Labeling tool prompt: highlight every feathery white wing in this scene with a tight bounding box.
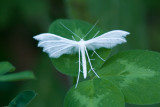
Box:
[85,30,130,50]
[33,33,78,58]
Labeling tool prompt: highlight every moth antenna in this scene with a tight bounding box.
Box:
[92,30,100,39]
[83,19,100,39]
[84,46,100,78]
[75,47,81,88]
[60,22,81,40]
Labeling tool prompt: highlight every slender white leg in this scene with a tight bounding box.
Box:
[75,47,81,88]
[85,46,100,78]
[88,69,92,73]
[91,48,105,61]
[93,50,105,61]
[91,51,95,56]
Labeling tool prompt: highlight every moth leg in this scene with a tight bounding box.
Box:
[84,47,100,78]
[75,47,81,88]
[88,69,92,73]
[75,61,83,73]
[91,47,105,61]
[88,68,95,73]
[91,51,95,56]
[88,59,95,73]
[93,50,105,61]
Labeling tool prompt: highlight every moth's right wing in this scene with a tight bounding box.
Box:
[33,33,78,58]
[85,30,130,50]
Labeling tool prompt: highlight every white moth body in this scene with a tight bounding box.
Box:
[78,39,87,79]
[33,22,130,88]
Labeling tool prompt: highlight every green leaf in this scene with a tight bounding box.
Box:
[49,19,110,76]
[64,79,124,107]
[0,71,35,81]
[8,90,37,107]
[0,61,15,75]
[98,50,160,105]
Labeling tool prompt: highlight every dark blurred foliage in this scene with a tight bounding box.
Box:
[0,0,68,106]
[0,0,160,107]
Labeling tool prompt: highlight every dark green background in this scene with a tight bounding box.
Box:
[0,0,160,107]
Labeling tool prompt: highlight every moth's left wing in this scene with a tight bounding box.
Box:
[33,33,78,58]
[85,30,130,50]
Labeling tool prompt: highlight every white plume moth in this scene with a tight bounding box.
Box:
[33,21,130,88]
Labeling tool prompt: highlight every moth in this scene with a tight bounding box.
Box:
[33,21,130,88]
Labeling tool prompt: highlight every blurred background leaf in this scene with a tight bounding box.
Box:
[0,61,35,81]
[0,0,160,107]
[0,61,15,75]
[0,61,35,106]
[65,0,149,52]
[0,70,35,81]
[22,55,68,107]
[8,90,36,107]
[99,50,160,105]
